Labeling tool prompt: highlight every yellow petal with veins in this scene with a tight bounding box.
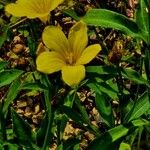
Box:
[68,21,88,60]
[76,44,101,65]
[42,26,69,55]
[36,51,65,74]
[62,65,85,87]
[5,0,63,22]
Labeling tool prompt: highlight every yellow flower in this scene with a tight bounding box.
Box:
[5,0,64,23]
[36,21,101,86]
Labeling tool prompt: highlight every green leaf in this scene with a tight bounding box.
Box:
[87,82,118,99]
[59,115,68,141]
[126,128,139,145]
[18,29,29,37]
[88,124,129,150]
[39,75,53,150]
[146,0,150,7]
[27,36,37,57]
[2,79,22,115]
[0,69,23,88]
[36,114,53,148]
[63,9,80,20]
[86,65,118,75]
[0,25,9,48]
[131,118,150,127]
[21,82,48,91]
[0,61,8,71]
[60,106,87,126]
[64,90,76,107]
[119,142,131,150]
[82,9,144,40]
[86,65,118,81]
[0,4,4,10]
[75,94,91,124]
[63,138,80,150]
[121,68,149,87]
[96,93,114,127]
[144,43,150,81]
[88,119,149,150]
[124,92,150,122]
[11,109,35,147]
[136,0,150,44]
[3,143,19,150]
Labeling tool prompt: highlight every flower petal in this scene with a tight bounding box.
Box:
[76,44,101,65]
[68,21,88,58]
[5,3,29,17]
[5,0,63,21]
[42,26,69,55]
[36,51,65,74]
[62,65,85,86]
[36,42,49,55]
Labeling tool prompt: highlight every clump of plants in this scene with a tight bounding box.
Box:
[0,0,150,149]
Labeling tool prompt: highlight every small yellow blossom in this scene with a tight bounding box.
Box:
[5,0,64,23]
[36,21,101,86]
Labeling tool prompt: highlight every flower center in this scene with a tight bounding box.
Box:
[65,52,75,65]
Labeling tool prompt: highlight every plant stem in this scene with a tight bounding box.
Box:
[135,56,144,100]
[116,64,124,96]
[74,90,100,136]
[0,0,7,5]
[10,18,28,29]
[56,121,61,146]
[144,44,150,99]
[115,64,124,123]
[41,75,53,150]
[0,103,5,142]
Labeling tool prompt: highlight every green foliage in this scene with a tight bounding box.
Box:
[0,0,150,149]
[0,61,8,70]
[2,79,22,115]
[11,109,36,149]
[95,93,114,127]
[0,25,9,48]
[124,92,150,122]
[119,142,131,150]
[83,9,142,38]
[136,0,150,44]
[88,119,150,150]
[121,68,149,87]
[0,69,23,88]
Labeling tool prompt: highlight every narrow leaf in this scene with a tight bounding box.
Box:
[88,124,129,150]
[21,82,48,91]
[86,65,118,75]
[63,9,80,20]
[119,142,131,150]
[0,25,9,48]
[121,68,149,87]
[61,106,87,125]
[11,109,35,147]
[82,9,143,40]
[39,75,53,150]
[96,93,114,127]
[63,138,80,150]
[87,82,118,99]
[0,61,8,71]
[2,79,22,114]
[136,0,150,43]
[0,69,23,88]
[131,119,150,127]
[88,119,149,150]
[124,92,150,122]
